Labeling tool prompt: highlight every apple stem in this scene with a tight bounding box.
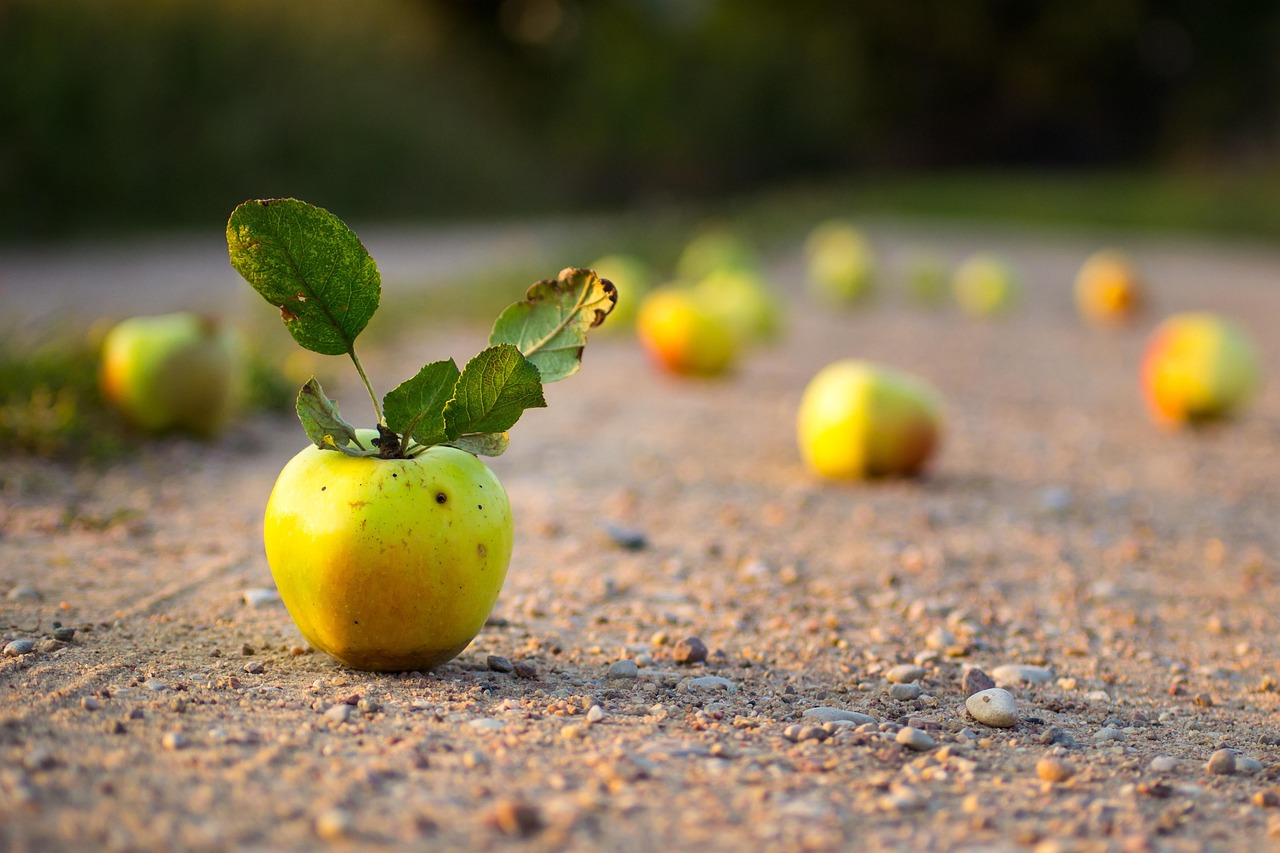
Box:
[347,347,385,426]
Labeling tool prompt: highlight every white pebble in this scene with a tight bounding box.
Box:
[802,707,877,726]
[682,676,737,693]
[896,726,935,751]
[965,688,1018,728]
[324,704,353,725]
[243,588,282,608]
[586,705,605,724]
[886,664,925,684]
[1149,755,1180,773]
[467,718,506,731]
[991,664,1053,686]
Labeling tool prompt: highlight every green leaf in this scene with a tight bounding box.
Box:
[227,198,380,356]
[383,359,461,447]
[446,432,510,457]
[296,378,367,453]
[489,267,617,383]
[444,344,546,438]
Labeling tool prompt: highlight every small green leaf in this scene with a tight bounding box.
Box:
[383,359,461,447]
[444,344,546,438]
[446,432,511,457]
[490,267,617,383]
[296,378,365,452]
[227,199,380,356]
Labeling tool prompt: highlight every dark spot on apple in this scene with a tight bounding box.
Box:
[321,486,326,491]
[477,543,487,558]
[435,492,447,504]
[477,504,483,510]
[392,473,397,478]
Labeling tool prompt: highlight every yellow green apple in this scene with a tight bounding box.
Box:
[796,359,943,479]
[1140,312,1261,427]
[953,253,1018,317]
[635,287,738,376]
[99,311,244,436]
[804,220,876,305]
[1074,249,1145,327]
[675,229,759,281]
[693,269,784,343]
[587,253,655,330]
[264,429,513,671]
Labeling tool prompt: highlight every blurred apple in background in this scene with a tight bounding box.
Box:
[675,228,760,282]
[1140,312,1261,427]
[1075,249,1145,327]
[588,253,655,331]
[804,219,876,305]
[635,287,738,377]
[903,250,949,306]
[797,359,943,479]
[99,311,244,436]
[953,253,1019,317]
[693,269,784,344]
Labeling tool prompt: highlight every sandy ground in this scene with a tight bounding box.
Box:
[3,224,1280,852]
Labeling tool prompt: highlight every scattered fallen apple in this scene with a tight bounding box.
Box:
[588,253,654,330]
[796,359,943,479]
[675,228,759,281]
[635,287,737,377]
[953,253,1018,317]
[1074,249,1145,327]
[99,311,244,436]
[693,269,784,343]
[1140,312,1261,427]
[228,198,615,671]
[804,220,876,305]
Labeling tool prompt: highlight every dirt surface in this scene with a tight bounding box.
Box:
[3,226,1280,852]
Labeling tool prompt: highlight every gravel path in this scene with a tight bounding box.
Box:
[2,222,1280,851]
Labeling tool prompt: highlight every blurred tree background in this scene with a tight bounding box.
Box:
[2,0,1278,239]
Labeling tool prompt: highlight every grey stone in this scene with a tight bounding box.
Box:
[802,707,877,726]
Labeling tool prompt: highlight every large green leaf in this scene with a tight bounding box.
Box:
[489,267,617,382]
[227,199,380,356]
[443,344,546,438]
[383,359,461,447]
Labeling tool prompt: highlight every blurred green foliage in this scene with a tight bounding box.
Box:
[1,0,1277,238]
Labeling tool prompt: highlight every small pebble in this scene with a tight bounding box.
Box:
[486,655,515,673]
[889,683,923,701]
[896,727,935,751]
[607,660,639,680]
[36,639,65,654]
[1037,756,1074,782]
[80,697,100,711]
[162,732,188,751]
[315,808,355,840]
[886,664,925,684]
[1206,749,1237,776]
[51,626,76,642]
[144,679,171,692]
[802,707,878,726]
[242,661,265,675]
[468,718,505,732]
[965,688,1018,728]
[1149,756,1179,773]
[991,664,1054,686]
[683,675,737,693]
[1094,727,1125,743]
[485,799,543,837]
[600,523,647,551]
[784,724,830,744]
[324,704,353,725]
[673,636,709,665]
[6,586,41,603]
[962,667,996,698]
[242,588,282,608]
[1237,756,1264,774]
[4,639,36,657]
[512,661,538,679]
[586,705,605,724]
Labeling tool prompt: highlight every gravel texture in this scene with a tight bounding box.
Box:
[3,228,1280,851]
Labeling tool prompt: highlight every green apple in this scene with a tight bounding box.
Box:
[693,269,784,343]
[636,287,738,376]
[675,229,760,281]
[264,429,513,671]
[1075,249,1145,327]
[99,312,244,436]
[952,253,1018,317]
[588,253,655,331]
[1140,312,1261,427]
[804,220,876,305]
[796,359,943,479]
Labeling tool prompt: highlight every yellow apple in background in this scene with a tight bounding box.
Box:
[1075,249,1145,327]
[1140,312,1261,427]
[99,311,244,436]
[635,287,738,376]
[693,269,784,343]
[804,219,876,305]
[264,430,513,671]
[797,359,943,479]
[953,253,1019,317]
[588,253,655,330]
[675,228,760,281]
